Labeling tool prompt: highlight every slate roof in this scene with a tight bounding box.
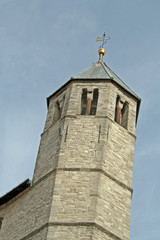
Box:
[72,60,140,101]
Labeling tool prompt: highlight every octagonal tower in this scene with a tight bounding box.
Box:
[0,48,140,240]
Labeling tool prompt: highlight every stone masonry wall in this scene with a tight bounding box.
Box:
[46,225,120,240]
[103,121,135,188]
[44,81,137,239]
[96,173,131,239]
[49,170,99,223]
[0,173,55,240]
[33,119,64,183]
[46,225,93,240]
[33,85,72,183]
[57,82,136,188]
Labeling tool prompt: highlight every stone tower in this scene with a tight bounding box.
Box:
[0,47,140,240]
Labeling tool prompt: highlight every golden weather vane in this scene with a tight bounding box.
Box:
[96,32,111,49]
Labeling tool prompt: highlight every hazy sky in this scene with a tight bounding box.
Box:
[0,0,160,239]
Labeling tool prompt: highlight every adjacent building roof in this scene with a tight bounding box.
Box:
[0,179,31,206]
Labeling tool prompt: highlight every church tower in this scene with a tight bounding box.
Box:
[0,44,140,240]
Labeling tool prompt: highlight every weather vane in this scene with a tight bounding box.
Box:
[96,32,111,49]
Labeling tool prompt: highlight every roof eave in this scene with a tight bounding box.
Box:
[46,78,113,108]
[47,78,141,121]
[0,179,31,206]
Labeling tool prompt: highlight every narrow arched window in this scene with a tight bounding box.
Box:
[52,101,61,124]
[81,89,87,115]
[121,102,129,129]
[115,95,121,124]
[81,88,99,115]
[91,89,99,115]
[0,217,3,229]
[115,96,128,129]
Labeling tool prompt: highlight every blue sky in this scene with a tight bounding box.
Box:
[0,0,160,239]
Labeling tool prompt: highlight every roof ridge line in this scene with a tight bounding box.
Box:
[99,61,112,78]
[103,62,138,97]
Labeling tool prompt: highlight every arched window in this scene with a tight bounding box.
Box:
[81,88,99,115]
[115,95,121,124]
[115,95,128,129]
[81,89,87,115]
[91,89,99,115]
[52,101,61,124]
[121,102,129,129]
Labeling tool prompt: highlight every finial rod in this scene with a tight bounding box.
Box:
[96,32,111,61]
[98,48,106,61]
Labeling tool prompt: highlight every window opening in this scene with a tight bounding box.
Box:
[81,88,99,115]
[81,89,87,115]
[86,91,92,115]
[0,217,3,229]
[115,95,128,129]
[115,95,121,124]
[52,95,65,125]
[91,89,99,115]
[121,102,129,129]
[52,101,61,124]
